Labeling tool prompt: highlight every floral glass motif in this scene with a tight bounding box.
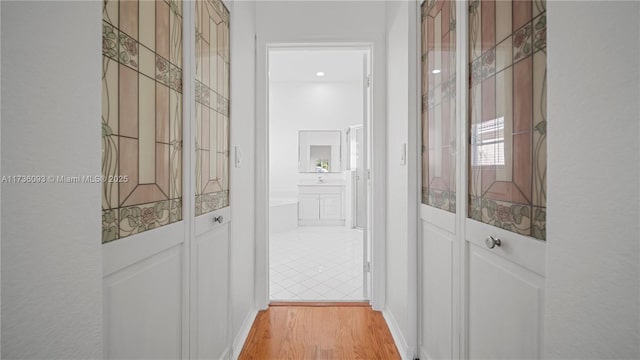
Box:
[468,0,547,240]
[421,0,457,213]
[195,0,230,216]
[102,0,184,243]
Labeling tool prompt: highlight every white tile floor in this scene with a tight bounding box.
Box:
[269,226,365,301]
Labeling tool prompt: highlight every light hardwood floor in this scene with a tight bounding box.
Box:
[238,303,401,360]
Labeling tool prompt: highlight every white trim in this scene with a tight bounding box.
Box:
[420,347,433,360]
[184,1,197,357]
[254,34,270,310]
[420,203,457,234]
[103,222,186,276]
[383,310,412,360]
[194,207,232,236]
[406,0,420,356]
[465,219,547,276]
[255,36,387,311]
[415,2,425,358]
[231,307,259,360]
[457,1,470,358]
[219,347,230,360]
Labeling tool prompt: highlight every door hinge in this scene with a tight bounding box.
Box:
[366,261,371,273]
[367,169,371,180]
[367,75,371,88]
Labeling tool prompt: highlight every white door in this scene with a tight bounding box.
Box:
[191,0,232,358]
[101,0,189,357]
[465,1,547,358]
[102,0,233,358]
[419,1,547,359]
[418,1,460,358]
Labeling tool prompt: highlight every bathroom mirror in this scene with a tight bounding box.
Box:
[298,130,341,173]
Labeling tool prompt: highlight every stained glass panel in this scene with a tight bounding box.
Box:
[468,0,547,240]
[421,0,457,213]
[195,0,230,216]
[102,0,184,243]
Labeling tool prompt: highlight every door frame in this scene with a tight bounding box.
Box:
[255,38,387,310]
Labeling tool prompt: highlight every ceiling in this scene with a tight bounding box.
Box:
[269,49,366,83]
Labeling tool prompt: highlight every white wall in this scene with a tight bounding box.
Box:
[270,80,363,198]
[545,2,640,358]
[1,1,103,358]
[228,0,258,356]
[384,1,418,358]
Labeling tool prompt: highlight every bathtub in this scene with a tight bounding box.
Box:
[269,198,298,234]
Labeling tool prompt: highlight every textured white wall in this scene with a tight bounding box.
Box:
[229,0,258,354]
[385,0,409,349]
[269,81,363,198]
[256,1,387,40]
[384,1,419,358]
[1,1,103,358]
[545,2,640,358]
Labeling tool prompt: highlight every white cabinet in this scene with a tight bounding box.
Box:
[319,194,341,220]
[298,185,344,226]
[298,194,320,220]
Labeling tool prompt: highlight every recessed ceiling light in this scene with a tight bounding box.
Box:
[432,69,441,74]
[316,72,325,77]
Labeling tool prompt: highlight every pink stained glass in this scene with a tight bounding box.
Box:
[468,0,547,240]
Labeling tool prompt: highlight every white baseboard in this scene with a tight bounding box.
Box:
[382,309,412,360]
[420,347,431,360]
[221,347,230,360]
[231,306,259,360]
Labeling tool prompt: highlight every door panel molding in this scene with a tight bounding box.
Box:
[466,218,545,276]
[103,222,185,276]
[468,246,545,359]
[420,221,455,360]
[420,203,456,234]
[104,244,183,359]
[195,206,231,236]
[193,222,231,359]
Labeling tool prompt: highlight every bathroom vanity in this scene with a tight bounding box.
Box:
[297,183,345,226]
[297,129,345,225]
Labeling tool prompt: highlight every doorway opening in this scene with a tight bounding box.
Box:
[267,46,372,302]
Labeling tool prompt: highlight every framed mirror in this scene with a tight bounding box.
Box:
[298,130,341,173]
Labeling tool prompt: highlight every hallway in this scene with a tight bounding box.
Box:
[1,0,639,359]
[238,304,400,359]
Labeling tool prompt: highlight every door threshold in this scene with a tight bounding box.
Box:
[270,301,370,307]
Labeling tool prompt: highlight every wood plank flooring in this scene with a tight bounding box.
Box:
[238,303,401,360]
